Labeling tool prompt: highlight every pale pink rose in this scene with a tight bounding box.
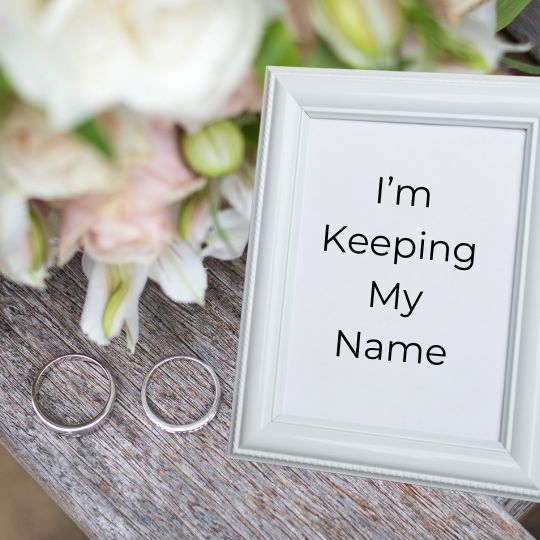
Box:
[285,0,316,55]
[59,122,204,265]
[219,71,263,119]
[183,71,263,133]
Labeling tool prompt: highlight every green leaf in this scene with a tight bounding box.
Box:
[235,113,261,153]
[74,119,114,160]
[0,71,11,97]
[497,0,533,31]
[306,39,347,69]
[241,121,260,151]
[254,20,301,85]
[207,184,236,258]
[0,70,15,121]
[502,56,540,75]
[29,206,46,271]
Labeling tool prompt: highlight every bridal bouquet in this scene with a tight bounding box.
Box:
[0,0,532,351]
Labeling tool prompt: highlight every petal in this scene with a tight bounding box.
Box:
[124,304,140,354]
[150,241,207,305]
[450,0,530,71]
[202,208,249,261]
[0,191,29,257]
[177,190,213,249]
[80,253,148,346]
[0,104,118,199]
[220,168,253,221]
[80,254,110,345]
[0,198,53,288]
[120,259,150,354]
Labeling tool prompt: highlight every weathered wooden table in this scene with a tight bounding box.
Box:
[0,254,537,539]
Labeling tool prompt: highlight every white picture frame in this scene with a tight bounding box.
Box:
[228,67,540,501]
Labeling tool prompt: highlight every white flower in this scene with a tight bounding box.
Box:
[0,192,28,259]
[0,103,117,199]
[81,253,149,352]
[448,0,530,71]
[59,118,204,266]
[0,0,266,129]
[309,0,403,69]
[403,0,530,72]
[79,152,253,351]
[202,208,250,261]
[178,169,253,260]
[220,166,253,221]
[0,102,116,285]
[82,241,208,351]
[0,201,53,287]
[149,241,208,305]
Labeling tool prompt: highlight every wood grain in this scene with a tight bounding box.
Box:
[0,255,534,539]
[507,1,540,62]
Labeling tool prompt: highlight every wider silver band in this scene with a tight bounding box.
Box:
[31,354,116,436]
[141,355,221,433]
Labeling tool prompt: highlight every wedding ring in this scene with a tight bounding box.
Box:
[31,354,116,436]
[141,356,221,433]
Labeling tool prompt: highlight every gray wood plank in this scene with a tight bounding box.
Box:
[507,1,540,62]
[0,255,533,540]
[499,498,537,523]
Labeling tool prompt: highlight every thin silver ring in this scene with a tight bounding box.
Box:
[141,356,221,433]
[31,354,116,436]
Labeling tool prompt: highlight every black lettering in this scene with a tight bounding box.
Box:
[324,224,347,252]
[336,330,360,358]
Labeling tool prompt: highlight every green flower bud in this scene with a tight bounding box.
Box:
[177,186,208,241]
[181,120,245,179]
[310,0,403,69]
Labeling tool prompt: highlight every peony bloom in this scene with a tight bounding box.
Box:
[60,116,205,265]
[0,0,266,129]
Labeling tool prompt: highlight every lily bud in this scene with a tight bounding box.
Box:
[309,0,403,68]
[81,255,148,352]
[177,186,209,243]
[102,265,132,340]
[181,120,245,179]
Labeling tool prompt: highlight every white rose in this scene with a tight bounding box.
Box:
[0,102,118,285]
[0,0,265,129]
[0,103,117,199]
